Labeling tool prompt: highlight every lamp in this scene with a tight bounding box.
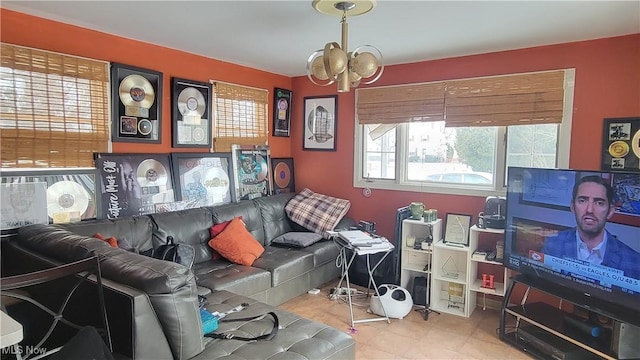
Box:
[306,0,384,92]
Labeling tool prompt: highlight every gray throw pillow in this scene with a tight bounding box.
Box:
[272,232,323,248]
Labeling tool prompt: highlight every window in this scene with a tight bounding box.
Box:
[211,81,268,152]
[0,43,110,168]
[354,69,575,196]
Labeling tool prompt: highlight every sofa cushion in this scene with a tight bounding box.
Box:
[297,239,341,266]
[252,246,314,286]
[17,224,110,263]
[272,232,323,248]
[285,188,350,236]
[193,260,271,296]
[193,290,356,360]
[208,201,266,245]
[253,193,296,243]
[208,217,264,266]
[58,216,154,251]
[148,207,214,265]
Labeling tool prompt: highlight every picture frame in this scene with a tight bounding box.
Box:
[0,169,101,230]
[170,152,235,206]
[171,77,212,148]
[273,88,292,137]
[94,153,174,218]
[601,117,640,173]
[443,213,472,246]
[111,63,163,143]
[270,157,295,194]
[231,144,272,201]
[303,95,337,151]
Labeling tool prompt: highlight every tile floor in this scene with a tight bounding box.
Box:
[280,282,535,359]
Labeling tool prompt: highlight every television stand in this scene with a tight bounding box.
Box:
[500,275,640,360]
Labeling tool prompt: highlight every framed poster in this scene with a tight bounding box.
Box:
[303,95,337,151]
[170,152,235,206]
[270,157,295,194]
[231,144,272,200]
[171,77,212,148]
[94,153,174,219]
[601,117,640,173]
[0,169,100,227]
[111,63,163,143]
[443,213,472,247]
[273,88,292,137]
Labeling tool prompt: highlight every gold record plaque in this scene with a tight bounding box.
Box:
[601,117,640,173]
[171,77,212,148]
[111,63,162,143]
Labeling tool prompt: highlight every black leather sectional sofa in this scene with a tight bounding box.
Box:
[4,193,356,359]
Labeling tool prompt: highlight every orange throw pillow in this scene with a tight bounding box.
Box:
[207,217,264,266]
[93,233,118,248]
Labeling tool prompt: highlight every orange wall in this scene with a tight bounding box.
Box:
[291,34,640,239]
[2,9,639,240]
[0,9,293,157]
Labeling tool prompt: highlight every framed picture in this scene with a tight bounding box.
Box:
[111,63,163,143]
[231,144,272,201]
[0,169,100,229]
[303,95,337,151]
[273,88,292,137]
[94,153,174,218]
[601,117,640,173]
[444,213,472,246]
[170,152,235,206]
[271,157,295,194]
[171,78,212,148]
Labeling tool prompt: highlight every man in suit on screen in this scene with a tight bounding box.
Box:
[542,175,640,279]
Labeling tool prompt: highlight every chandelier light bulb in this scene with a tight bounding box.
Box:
[352,51,378,78]
[326,47,348,76]
[311,56,329,80]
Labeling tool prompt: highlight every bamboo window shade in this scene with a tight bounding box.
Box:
[356,70,566,128]
[444,71,565,127]
[0,43,109,168]
[356,82,446,124]
[212,82,268,152]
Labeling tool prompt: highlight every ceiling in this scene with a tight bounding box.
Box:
[2,1,639,77]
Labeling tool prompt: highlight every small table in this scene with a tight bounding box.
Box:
[333,234,394,327]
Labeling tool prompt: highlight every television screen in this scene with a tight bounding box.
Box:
[504,167,640,324]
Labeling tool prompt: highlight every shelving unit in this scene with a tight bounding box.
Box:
[468,225,508,313]
[431,240,471,317]
[399,219,441,298]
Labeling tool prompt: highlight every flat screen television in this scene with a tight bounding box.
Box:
[504,167,640,325]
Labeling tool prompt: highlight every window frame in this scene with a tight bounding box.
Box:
[353,69,575,197]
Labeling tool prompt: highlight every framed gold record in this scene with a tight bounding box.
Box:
[271,157,295,194]
[601,117,640,173]
[171,77,212,148]
[111,63,162,143]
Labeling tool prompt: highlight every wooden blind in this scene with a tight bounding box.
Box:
[444,71,565,127]
[357,82,446,124]
[212,81,268,152]
[0,43,109,168]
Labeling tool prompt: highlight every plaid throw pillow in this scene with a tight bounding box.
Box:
[285,188,350,236]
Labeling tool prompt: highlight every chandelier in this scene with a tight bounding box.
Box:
[306,0,384,93]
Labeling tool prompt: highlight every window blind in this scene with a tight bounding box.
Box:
[356,70,566,127]
[444,71,565,127]
[0,43,110,168]
[356,82,446,124]
[212,81,268,152]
